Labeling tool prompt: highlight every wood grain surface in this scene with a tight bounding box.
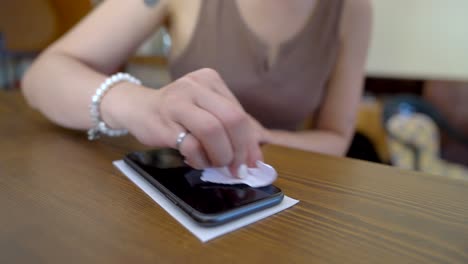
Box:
[0,91,467,263]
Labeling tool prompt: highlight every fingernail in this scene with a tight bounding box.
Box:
[254,160,262,168]
[237,164,248,179]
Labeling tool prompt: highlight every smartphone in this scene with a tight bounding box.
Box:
[124,148,284,226]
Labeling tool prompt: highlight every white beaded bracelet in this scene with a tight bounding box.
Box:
[87,72,141,140]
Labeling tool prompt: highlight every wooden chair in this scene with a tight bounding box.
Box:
[0,0,58,88]
[0,0,93,89]
[423,81,468,166]
[48,0,93,36]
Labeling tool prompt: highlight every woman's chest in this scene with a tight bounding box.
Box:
[168,0,319,59]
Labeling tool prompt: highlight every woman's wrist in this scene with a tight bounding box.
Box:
[99,81,150,131]
[264,129,285,146]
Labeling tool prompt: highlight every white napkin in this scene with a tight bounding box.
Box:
[201,161,277,187]
[113,160,299,242]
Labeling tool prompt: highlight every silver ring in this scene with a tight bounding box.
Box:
[175,131,189,150]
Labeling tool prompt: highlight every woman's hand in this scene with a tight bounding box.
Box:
[103,68,263,175]
[247,114,272,146]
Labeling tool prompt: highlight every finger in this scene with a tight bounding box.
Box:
[194,90,253,177]
[187,68,241,106]
[164,119,211,169]
[172,103,234,167]
[247,141,264,167]
[246,116,265,167]
[177,133,211,169]
[228,125,263,173]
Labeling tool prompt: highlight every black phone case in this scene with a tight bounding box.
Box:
[123,155,284,227]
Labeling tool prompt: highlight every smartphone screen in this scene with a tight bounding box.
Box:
[124,149,283,226]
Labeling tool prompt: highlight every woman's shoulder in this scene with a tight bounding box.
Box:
[167,0,201,15]
[343,0,372,14]
[340,0,373,38]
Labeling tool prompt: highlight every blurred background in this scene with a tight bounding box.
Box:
[1,0,467,179]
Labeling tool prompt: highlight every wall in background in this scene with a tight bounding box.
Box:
[367,0,468,81]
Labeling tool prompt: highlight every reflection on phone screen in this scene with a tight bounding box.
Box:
[125,149,282,214]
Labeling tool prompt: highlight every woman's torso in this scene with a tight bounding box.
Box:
[167,0,344,130]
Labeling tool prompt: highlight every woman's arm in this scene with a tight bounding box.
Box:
[265,0,373,156]
[22,0,262,173]
[22,0,169,129]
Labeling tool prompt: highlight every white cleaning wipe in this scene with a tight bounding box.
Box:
[201,161,277,187]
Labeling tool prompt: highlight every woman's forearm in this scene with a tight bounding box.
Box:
[22,52,118,130]
[267,129,351,156]
[21,0,169,131]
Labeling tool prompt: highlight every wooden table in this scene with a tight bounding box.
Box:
[1,91,467,263]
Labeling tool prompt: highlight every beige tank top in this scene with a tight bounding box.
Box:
[169,0,344,130]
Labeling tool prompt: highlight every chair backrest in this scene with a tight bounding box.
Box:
[0,0,58,53]
[424,81,468,136]
[0,0,94,54]
[48,0,93,36]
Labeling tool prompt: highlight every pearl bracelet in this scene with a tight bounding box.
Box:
[87,72,141,140]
